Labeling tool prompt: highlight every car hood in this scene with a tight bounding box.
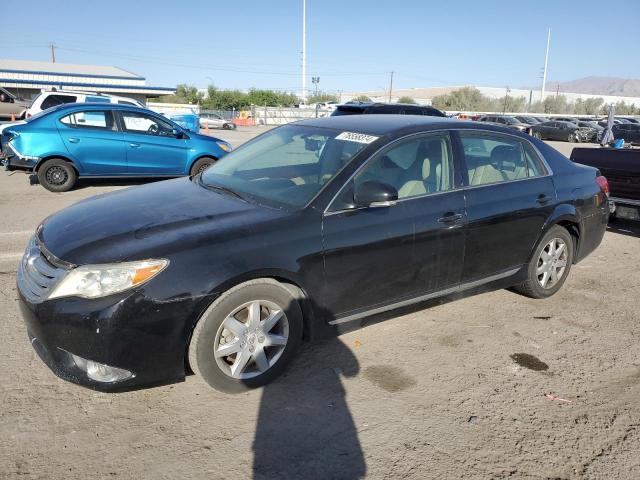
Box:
[39,177,286,265]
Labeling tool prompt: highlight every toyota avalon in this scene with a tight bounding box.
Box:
[17,115,609,393]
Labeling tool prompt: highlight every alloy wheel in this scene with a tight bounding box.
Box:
[536,238,568,289]
[213,300,289,379]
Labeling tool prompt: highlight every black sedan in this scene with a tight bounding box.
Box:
[612,123,640,145]
[18,116,609,393]
[531,120,597,143]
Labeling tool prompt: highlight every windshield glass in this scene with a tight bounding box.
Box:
[503,116,519,125]
[200,125,371,208]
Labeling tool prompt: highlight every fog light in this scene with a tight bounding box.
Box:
[70,353,133,383]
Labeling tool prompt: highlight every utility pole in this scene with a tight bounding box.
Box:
[50,43,56,63]
[301,0,307,104]
[388,71,394,102]
[312,76,320,96]
[540,28,550,101]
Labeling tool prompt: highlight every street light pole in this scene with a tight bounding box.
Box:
[301,0,307,105]
[541,28,550,101]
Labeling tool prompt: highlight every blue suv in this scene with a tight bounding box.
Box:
[0,103,232,191]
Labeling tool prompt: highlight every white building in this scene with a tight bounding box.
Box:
[0,59,175,103]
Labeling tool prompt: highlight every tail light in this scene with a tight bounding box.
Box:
[26,113,31,118]
[596,175,609,196]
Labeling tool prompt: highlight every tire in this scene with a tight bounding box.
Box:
[222,123,231,130]
[513,225,574,299]
[568,133,578,143]
[37,158,77,192]
[189,156,217,176]
[533,131,542,139]
[188,278,303,393]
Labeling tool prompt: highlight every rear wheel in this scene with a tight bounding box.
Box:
[190,156,217,176]
[37,158,77,192]
[513,225,574,299]
[188,279,303,393]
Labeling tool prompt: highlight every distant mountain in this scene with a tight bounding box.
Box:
[539,76,640,97]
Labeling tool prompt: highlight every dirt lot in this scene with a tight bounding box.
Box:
[1,130,639,479]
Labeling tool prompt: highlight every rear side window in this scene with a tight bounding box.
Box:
[41,94,77,110]
[60,110,116,130]
[459,132,545,186]
[86,96,110,103]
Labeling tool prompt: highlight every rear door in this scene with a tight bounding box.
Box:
[455,130,556,282]
[58,109,126,174]
[117,110,189,175]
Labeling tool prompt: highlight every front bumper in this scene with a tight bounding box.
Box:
[18,285,212,392]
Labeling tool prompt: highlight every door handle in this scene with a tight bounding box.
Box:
[437,213,464,224]
[129,143,141,148]
[68,137,79,143]
[536,194,552,205]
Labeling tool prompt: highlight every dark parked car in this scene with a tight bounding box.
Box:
[531,120,597,142]
[612,123,640,145]
[18,116,609,393]
[332,102,446,117]
[551,116,579,124]
[477,115,530,133]
[571,147,640,215]
[514,115,543,125]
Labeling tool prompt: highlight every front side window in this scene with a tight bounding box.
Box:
[201,125,370,208]
[460,132,544,186]
[60,110,116,130]
[354,133,453,199]
[41,94,77,110]
[120,111,176,136]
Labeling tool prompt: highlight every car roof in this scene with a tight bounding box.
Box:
[46,102,151,113]
[298,114,468,135]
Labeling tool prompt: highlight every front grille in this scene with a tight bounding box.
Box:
[17,236,67,303]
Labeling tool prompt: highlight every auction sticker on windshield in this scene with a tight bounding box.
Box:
[335,132,379,144]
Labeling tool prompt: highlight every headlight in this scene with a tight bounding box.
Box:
[48,259,168,300]
[216,141,232,152]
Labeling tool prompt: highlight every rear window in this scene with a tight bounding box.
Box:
[60,110,116,130]
[331,105,366,116]
[41,94,77,110]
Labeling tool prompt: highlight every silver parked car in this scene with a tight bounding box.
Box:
[0,88,30,120]
[200,113,236,130]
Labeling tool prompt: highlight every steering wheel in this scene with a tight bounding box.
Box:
[147,123,159,134]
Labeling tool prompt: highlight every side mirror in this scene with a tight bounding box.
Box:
[354,181,398,208]
[172,128,184,138]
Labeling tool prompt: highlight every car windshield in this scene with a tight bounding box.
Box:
[200,124,371,209]
[502,116,520,125]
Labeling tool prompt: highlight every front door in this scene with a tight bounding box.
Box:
[455,130,557,282]
[118,110,189,175]
[58,109,126,175]
[322,132,466,318]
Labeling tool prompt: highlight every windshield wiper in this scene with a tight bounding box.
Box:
[198,176,246,201]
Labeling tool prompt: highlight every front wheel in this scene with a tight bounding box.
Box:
[568,132,579,143]
[189,157,217,176]
[188,279,303,393]
[37,159,77,192]
[513,225,574,299]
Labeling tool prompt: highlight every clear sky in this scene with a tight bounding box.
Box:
[2,0,639,94]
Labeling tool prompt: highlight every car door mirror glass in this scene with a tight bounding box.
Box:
[354,181,398,207]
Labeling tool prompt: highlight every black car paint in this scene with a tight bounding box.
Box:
[18,116,609,391]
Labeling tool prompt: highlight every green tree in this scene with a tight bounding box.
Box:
[352,95,372,102]
[397,96,416,104]
[307,92,339,104]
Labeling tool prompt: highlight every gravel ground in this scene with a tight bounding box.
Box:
[0,130,638,479]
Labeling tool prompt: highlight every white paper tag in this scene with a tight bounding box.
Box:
[335,131,379,144]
